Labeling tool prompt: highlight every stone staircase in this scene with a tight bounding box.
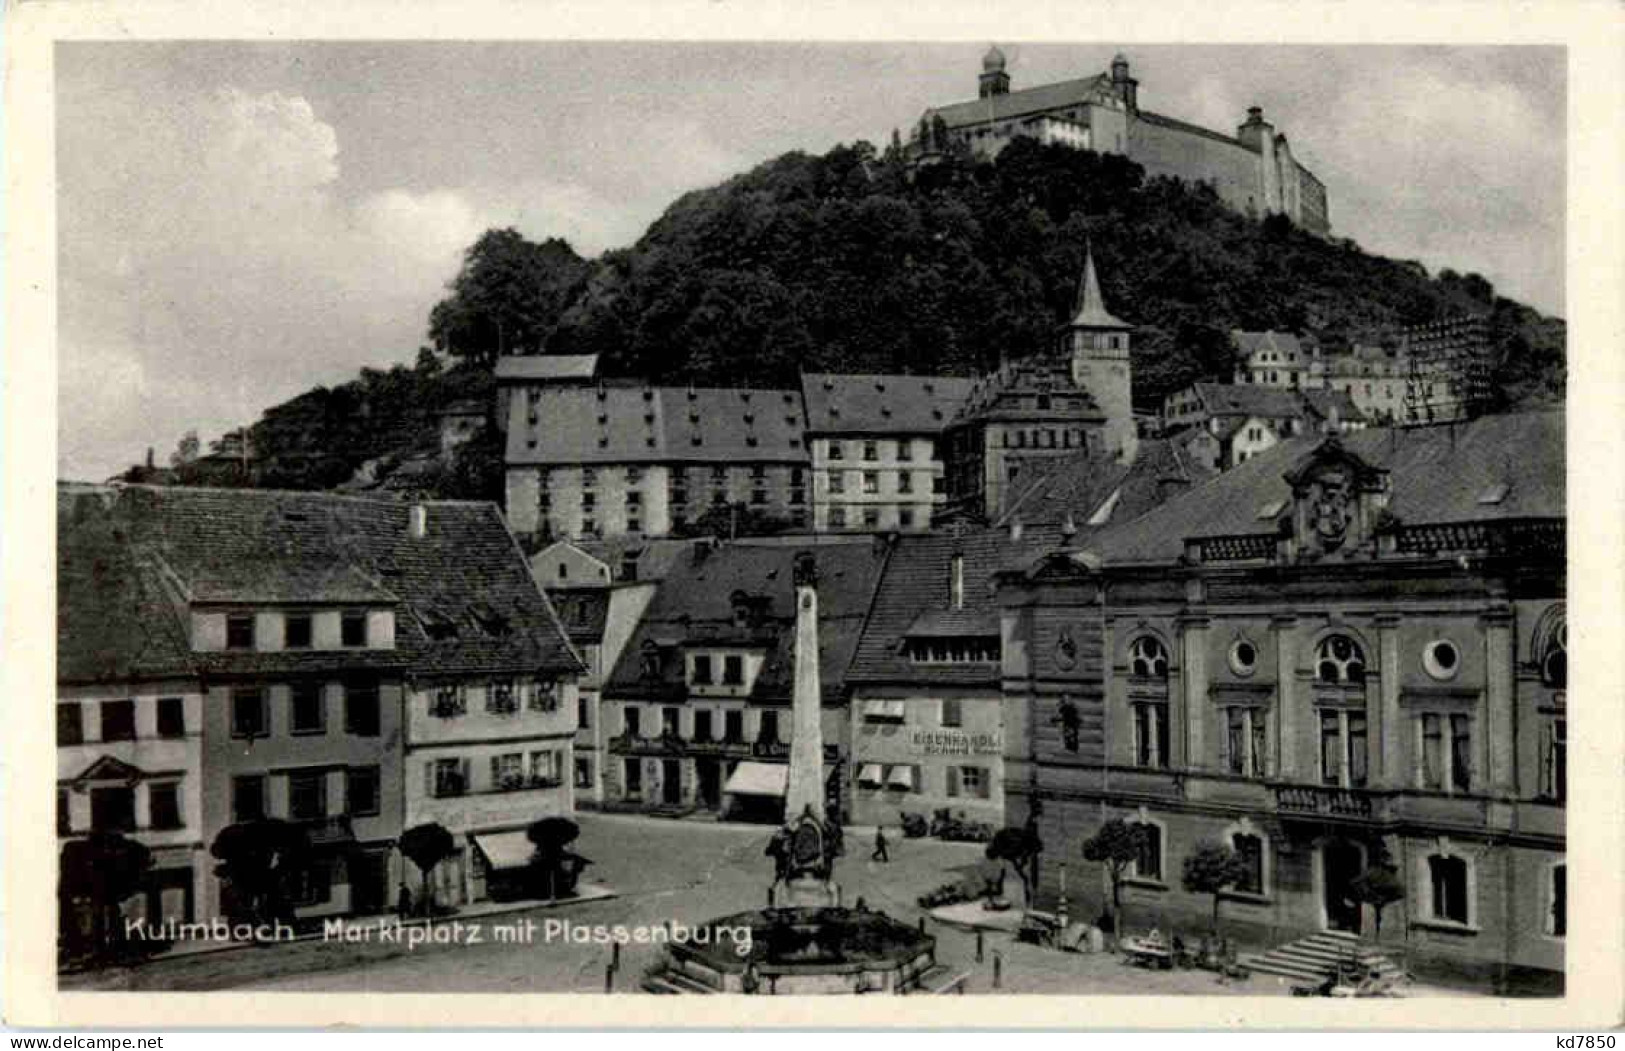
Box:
[1237,930,1406,985]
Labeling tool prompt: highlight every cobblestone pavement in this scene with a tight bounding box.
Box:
[60,813,1478,995]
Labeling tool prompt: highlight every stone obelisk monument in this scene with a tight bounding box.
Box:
[785,551,825,822]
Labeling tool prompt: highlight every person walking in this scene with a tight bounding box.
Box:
[871,826,890,863]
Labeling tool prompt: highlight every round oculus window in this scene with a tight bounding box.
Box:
[1228,639,1259,677]
[1423,639,1460,681]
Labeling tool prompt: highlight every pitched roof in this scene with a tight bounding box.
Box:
[58,489,196,685]
[101,486,582,679]
[1191,382,1312,419]
[1300,388,1365,423]
[924,74,1116,131]
[997,437,1216,529]
[799,374,975,435]
[574,537,698,583]
[1086,411,1564,566]
[1067,246,1129,330]
[1230,330,1305,359]
[493,355,599,383]
[847,527,1059,687]
[505,385,807,465]
[604,538,889,704]
[953,358,1103,424]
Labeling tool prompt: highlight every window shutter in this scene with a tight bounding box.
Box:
[946,767,960,798]
[490,756,501,788]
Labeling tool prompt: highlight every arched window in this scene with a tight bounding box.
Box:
[1129,636,1169,679]
[1542,621,1567,689]
[1231,830,1266,896]
[1316,635,1366,684]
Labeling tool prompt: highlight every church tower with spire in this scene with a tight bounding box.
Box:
[1064,245,1137,463]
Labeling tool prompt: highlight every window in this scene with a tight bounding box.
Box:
[157,697,185,738]
[1428,854,1470,924]
[57,703,83,746]
[1549,864,1566,937]
[226,613,255,650]
[432,758,468,798]
[492,753,525,791]
[828,440,844,461]
[431,684,466,719]
[1232,833,1265,895]
[758,710,780,743]
[1423,640,1460,681]
[624,706,643,738]
[292,860,333,907]
[341,610,368,648]
[623,757,643,798]
[1542,717,1567,802]
[898,441,914,463]
[862,471,879,495]
[149,782,182,830]
[232,688,267,738]
[91,786,135,832]
[862,440,878,462]
[530,750,561,787]
[1319,709,1368,787]
[57,788,71,835]
[346,767,380,816]
[345,680,381,736]
[577,694,591,730]
[829,508,847,529]
[724,710,744,742]
[1133,702,1169,768]
[692,655,714,685]
[661,707,680,737]
[941,698,963,728]
[863,508,880,529]
[582,493,597,511]
[828,472,845,496]
[486,680,518,715]
[1419,713,1472,792]
[574,757,594,790]
[290,682,325,734]
[694,710,713,741]
[1132,822,1163,881]
[1541,620,1567,689]
[1223,707,1267,777]
[288,770,327,821]
[898,472,913,495]
[901,509,918,529]
[1129,636,1169,678]
[101,699,136,742]
[583,467,598,488]
[285,612,313,650]
[948,765,989,799]
[528,680,559,713]
[232,776,266,821]
[723,655,744,686]
[1228,639,1259,677]
[1315,635,1366,684]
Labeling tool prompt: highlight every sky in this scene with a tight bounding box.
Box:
[56,42,1565,481]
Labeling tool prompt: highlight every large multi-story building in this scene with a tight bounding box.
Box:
[995,411,1565,986]
[598,538,888,822]
[916,50,1330,236]
[59,485,582,925]
[800,373,971,533]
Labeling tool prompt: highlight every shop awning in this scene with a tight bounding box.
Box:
[856,763,885,786]
[723,761,789,797]
[886,765,916,790]
[472,831,535,871]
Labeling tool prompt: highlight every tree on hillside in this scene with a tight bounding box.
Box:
[398,822,457,918]
[1082,818,1148,929]
[429,228,592,367]
[1182,840,1249,936]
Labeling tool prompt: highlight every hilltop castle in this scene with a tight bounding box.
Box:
[914,49,1330,236]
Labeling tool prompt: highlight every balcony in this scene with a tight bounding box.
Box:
[1272,783,1391,822]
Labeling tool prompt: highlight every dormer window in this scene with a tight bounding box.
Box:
[341,610,368,648]
[227,613,255,650]
[418,607,459,641]
[470,603,512,637]
[284,612,313,650]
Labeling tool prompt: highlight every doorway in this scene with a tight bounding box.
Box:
[1322,839,1365,933]
[661,759,682,806]
[696,759,721,811]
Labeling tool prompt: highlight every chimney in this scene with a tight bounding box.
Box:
[950,552,965,611]
[1009,518,1024,541]
[409,504,428,539]
[145,447,155,470]
[1061,511,1077,540]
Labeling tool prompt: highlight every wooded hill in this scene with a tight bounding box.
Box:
[227,137,1566,494]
